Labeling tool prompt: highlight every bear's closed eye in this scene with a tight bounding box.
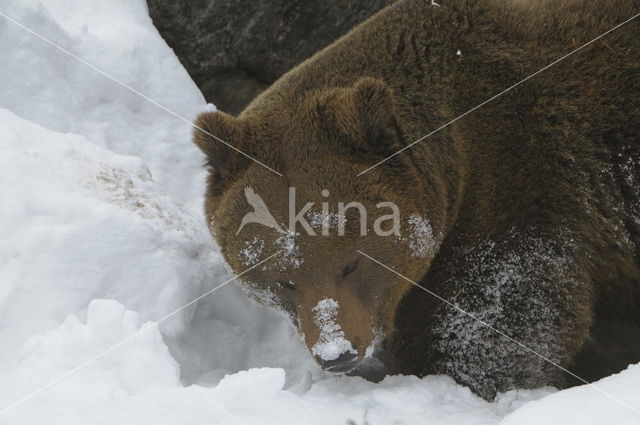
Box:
[278,280,295,290]
[342,260,359,278]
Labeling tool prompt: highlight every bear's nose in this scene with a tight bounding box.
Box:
[316,351,360,373]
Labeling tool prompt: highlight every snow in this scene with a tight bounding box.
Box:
[500,365,640,424]
[239,236,266,266]
[202,103,217,113]
[397,213,439,258]
[0,0,204,210]
[274,230,304,270]
[311,298,357,362]
[0,0,639,424]
[308,210,347,233]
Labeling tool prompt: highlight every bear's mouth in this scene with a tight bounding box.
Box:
[314,338,385,375]
[316,351,361,373]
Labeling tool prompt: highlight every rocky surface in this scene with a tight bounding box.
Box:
[147,0,393,115]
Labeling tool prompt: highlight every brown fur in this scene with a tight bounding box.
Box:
[193,0,640,399]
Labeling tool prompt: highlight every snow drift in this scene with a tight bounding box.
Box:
[0,0,639,424]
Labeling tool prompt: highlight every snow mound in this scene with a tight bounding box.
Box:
[0,0,205,209]
[2,299,531,425]
[500,365,640,425]
[13,299,180,397]
[0,108,220,365]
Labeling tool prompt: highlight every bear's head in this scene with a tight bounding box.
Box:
[193,78,442,373]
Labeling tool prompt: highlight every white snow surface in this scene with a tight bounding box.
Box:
[0,0,639,424]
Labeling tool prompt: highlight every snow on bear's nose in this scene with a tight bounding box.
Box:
[311,298,359,371]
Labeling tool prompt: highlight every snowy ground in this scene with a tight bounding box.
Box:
[0,1,639,424]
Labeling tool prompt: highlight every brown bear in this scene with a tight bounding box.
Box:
[192,0,640,399]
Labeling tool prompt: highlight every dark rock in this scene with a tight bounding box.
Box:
[147,0,393,115]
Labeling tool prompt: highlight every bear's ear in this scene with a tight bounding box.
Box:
[331,77,400,155]
[192,111,251,188]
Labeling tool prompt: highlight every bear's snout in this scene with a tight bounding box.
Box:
[315,350,360,372]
